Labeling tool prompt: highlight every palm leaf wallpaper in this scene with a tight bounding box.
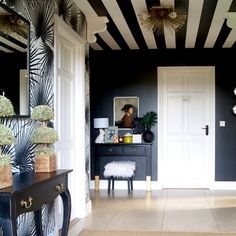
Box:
[0,0,88,235]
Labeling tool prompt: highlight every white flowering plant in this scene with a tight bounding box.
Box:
[0,154,11,166]
[31,126,58,144]
[0,124,14,146]
[0,95,15,117]
[31,105,54,122]
[34,145,55,157]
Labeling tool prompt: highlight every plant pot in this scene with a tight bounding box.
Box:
[0,164,12,189]
[142,130,154,143]
[34,154,57,172]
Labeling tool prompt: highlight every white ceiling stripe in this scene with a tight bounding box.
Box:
[223,29,236,48]
[204,0,233,48]
[130,0,157,49]
[185,0,204,48]
[160,0,176,48]
[0,36,26,52]
[99,31,121,50]
[90,43,103,50]
[0,45,13,53]
[102,0,139,49]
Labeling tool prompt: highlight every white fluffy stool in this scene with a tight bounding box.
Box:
[103,161,136,194]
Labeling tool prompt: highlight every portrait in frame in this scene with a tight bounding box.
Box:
[113,96,139,129]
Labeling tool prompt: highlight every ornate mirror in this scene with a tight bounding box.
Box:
[0,3,30,116]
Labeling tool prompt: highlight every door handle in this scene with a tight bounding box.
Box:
[202,125,209,136]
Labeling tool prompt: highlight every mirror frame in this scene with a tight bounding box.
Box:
[0,2,30,118]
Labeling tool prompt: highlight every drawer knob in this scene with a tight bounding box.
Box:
[56,183,64,191]
[109,148,112,152]
[20,196,33,209]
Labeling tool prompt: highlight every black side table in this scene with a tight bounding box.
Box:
[0,169,72,236]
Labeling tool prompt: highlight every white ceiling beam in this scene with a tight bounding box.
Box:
[99,31,121,50]
[89,43,103,50]
[131,0,157,49]
[204,0,233,48]
[185,0,204,48]
[102,0,139,49]
[75,0,108,43]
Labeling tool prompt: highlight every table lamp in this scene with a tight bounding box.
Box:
[94,118,109,143]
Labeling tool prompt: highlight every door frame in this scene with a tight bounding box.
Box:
[54,15,90,224]
[157,66,215,189]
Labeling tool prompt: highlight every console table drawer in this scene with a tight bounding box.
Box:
[122,146,146,155]
[14,175,67,216]
[98,146,122,155]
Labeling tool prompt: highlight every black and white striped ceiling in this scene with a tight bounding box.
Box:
[87,0,236,50]
[0,5,28,54]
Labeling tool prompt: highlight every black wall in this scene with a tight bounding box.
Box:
[90,48,236,181]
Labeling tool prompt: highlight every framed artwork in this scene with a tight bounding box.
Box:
[105,126,118,143]
[113,96,139,129]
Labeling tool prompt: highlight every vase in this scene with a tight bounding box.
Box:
[142,129,154,143]
[34,154,57,172]
[0,163,12,189]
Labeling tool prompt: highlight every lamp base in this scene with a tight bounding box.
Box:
[95,128,105,143]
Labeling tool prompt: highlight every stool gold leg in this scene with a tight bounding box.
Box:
[146,176,151,192]
[95,176,99,191]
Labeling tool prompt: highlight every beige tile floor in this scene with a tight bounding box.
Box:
[72,189,236,235]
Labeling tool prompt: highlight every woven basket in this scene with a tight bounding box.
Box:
[34,154,57,172]
[0,164,12,189]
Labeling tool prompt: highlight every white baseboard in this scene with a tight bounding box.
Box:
[211,181,236,190]
[90,180,162,190]
[90,181,236,191]
[85,200,92,216]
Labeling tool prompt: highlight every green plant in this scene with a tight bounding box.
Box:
[0,124,15,146]
[140,111,157,130]
[31,105,54,122]
[0,95,15,117]
[30,126,58,144]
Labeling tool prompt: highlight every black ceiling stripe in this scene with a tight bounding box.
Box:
[214,21,232,48]
[95,34,112,51]
[146,0,160,9]
[175,0,189,48]
[87,0,129,50]
[117,0,148,50]
[195,0,218,48]
[0,41,19,53]
[0,31,27,49]
[229,0,236,11]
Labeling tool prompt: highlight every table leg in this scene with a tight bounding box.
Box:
[146,176,151,192]
[95,175,100,191]
[60,188,71,236]
[0,218,17,236]
[34,209,43,236]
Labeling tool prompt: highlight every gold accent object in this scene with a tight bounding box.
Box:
[146,176,151,192]
[95,176,99,191]
[20,196,33,209]
[56,183,64,191]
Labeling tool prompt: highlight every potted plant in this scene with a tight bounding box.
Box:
[0,94,15,188]
[31,105,59,172]
[140,111,157,143]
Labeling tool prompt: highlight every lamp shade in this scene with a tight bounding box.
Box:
[94,118,109,129]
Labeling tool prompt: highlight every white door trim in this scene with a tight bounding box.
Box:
[54,15,91,224]
[157,66,215,189]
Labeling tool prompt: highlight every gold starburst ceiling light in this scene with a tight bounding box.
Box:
[138,5,187,35]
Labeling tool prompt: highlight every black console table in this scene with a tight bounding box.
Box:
[93,143,152,191]
[0,169,72,236]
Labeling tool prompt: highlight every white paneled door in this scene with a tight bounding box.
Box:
[158,67,215,188]
[54,16,87,231]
